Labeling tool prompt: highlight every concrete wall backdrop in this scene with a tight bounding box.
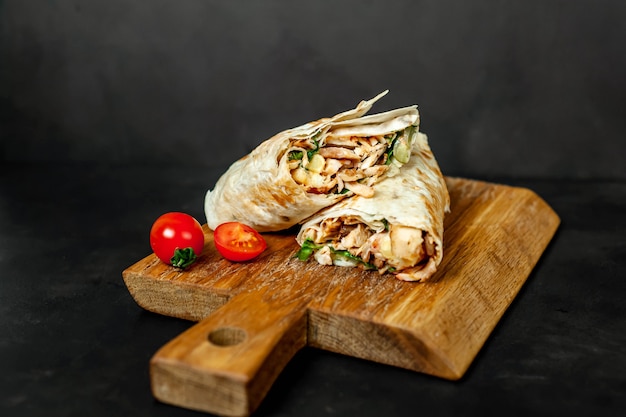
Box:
[1,0,625,179]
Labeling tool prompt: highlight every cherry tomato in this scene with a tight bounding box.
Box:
[213,222,267,262]
[150,212,205,268]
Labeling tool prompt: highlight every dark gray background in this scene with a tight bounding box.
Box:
[2,0,625,179]
[2,2,626,417]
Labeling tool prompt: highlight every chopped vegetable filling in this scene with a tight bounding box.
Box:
[296,217,435,275]
[287,126,416,196]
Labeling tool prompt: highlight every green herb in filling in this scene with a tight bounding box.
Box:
[331,249,377,270]
[288,151,304,161]
[306,138,320,160]
[385,125,416,165]
[295,239,376,270]
[295,239,322,261]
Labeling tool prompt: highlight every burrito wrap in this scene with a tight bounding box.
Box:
[296,132,450,282]
[205,91,421,232]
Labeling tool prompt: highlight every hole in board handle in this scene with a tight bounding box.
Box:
[208,327,247,347]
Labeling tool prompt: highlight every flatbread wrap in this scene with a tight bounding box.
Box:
[205,91,421,232]
[295,132,450,282]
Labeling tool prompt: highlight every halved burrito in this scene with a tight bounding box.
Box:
[295,132,450,282]
[205,91,421,232]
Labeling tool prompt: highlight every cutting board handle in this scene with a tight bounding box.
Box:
[149,290,308,417]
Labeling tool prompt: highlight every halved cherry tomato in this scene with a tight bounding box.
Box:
[213,222,267,262]
[150,212,205,268]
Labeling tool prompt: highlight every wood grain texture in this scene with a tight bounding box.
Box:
[122,177,560,416]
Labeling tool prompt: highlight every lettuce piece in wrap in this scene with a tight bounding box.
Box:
[205,91,422,232]
[295,132,450,282]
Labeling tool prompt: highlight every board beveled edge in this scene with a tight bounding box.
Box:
[123,266,231,322]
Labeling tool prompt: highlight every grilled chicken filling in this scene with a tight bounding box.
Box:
[286,126,416,197]
[298,216,436,274]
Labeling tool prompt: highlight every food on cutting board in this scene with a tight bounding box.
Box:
[150,212,205,268]
[213,222,267,262]
[204,90,421,233]
[200,90,450,280]
[296,132,449,282]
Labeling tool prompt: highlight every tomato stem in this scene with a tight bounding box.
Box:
[170,247,197,269]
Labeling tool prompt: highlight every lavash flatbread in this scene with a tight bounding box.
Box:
[295,132,450,282]
[205,91,421,232]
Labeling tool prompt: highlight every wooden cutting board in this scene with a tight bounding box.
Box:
[122,177,560,417]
